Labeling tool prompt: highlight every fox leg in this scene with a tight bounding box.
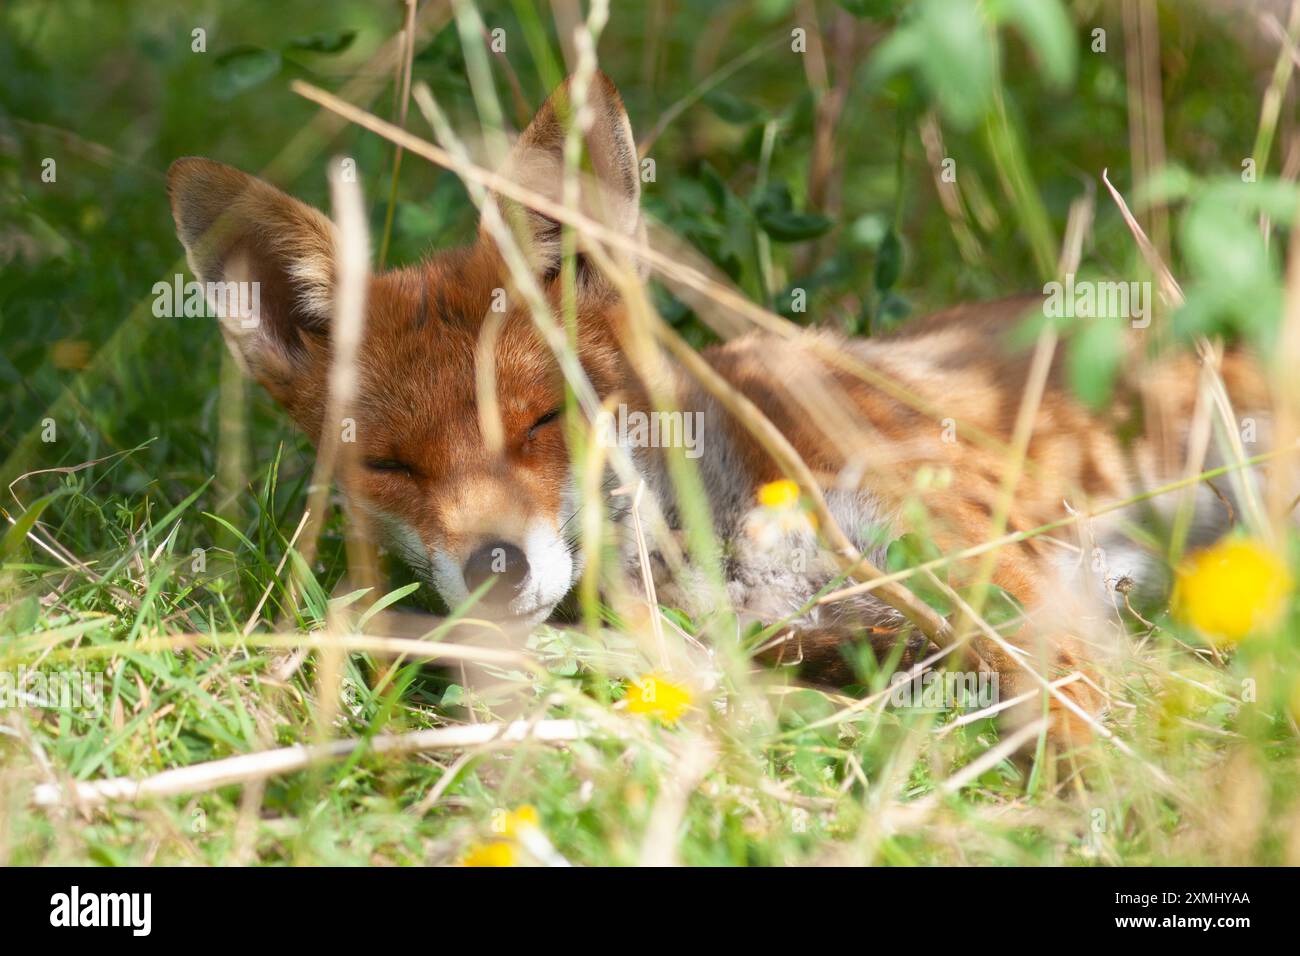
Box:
[971,555,1110,751]
[971,629,1106,753]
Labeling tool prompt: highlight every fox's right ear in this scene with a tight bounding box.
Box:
[488,71,643,280]
[166,157,337,400]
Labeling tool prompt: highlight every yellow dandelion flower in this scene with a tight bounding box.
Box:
[750,479,819,546]
[462,841,516,867]
[758,479,800,510]
[498,804,539,837]
[466,805,564,867]
[625,673,693,724]
[1173,537,1292,645]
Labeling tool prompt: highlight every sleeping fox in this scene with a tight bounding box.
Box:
[167,72,1270,746]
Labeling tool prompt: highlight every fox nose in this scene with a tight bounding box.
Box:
[462,541,530,599]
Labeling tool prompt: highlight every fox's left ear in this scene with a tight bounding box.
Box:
[487,71,643,279]
[166,157,338,423]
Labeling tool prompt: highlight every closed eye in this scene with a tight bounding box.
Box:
[365,458,415,475]
[527,407,562,439]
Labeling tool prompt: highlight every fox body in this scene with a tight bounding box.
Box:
[168,74,1268,744]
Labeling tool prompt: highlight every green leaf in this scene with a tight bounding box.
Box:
[0,594,40,634]
[870,0,995,129]
[756,209,833,242]
[837,0,904,19]
[754,183,833,242]
[1067,314,1123,409]
[998,0,1076,90]
[875,291,912,332]
[659,606,698,635]
[287,30,357,54]
[651,281,691,324]
[288,550,331,626]
[698,163,729,211]
[212,47,282,100]
[1,488,71,558]
[396,202,441,241]
[357,582,422,630]
[1138,165,1197,206]
[1181,191,1277,293]
[874,227,903,291]
[981,585,1025,629]
[715,182,759,284]
[329,587,373,612]
[702,89,764,125]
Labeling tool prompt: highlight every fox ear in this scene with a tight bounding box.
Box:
[488,71,642,278]
[167,157,337,398]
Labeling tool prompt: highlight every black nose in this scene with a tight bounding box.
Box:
[462,541,530,599]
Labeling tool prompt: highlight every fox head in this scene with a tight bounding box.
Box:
[167,73,645,623]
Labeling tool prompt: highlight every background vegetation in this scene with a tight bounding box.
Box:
[2,0,1300,865]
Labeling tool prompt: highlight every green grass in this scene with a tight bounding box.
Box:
[3,0,1300,866]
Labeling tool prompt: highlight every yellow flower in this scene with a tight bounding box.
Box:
[750,479,818,546]
[462,841,516,867]
[496,804,540,837]
[625,673,693,724]
[758,479,801,510]
[1174,537,1292,644]
[464,805,564,867]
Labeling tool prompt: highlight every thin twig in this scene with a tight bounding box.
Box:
[30,719,590,809]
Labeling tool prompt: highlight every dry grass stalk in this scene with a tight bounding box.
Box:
[30,719,591,809]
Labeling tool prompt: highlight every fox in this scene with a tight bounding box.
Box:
[167,72,1271,747]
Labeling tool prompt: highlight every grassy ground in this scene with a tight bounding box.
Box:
[3,0,1300,866]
